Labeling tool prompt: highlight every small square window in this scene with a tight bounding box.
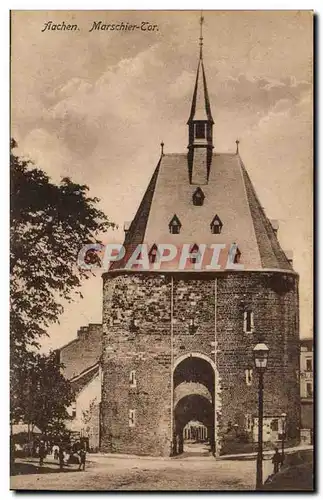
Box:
[271,419,279,432]
[306,383,313,398]
[306,358,313,372]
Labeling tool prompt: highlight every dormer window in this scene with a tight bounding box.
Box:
[148,244,159,263]
[192,187,205,206]
[169,214,181,234]
[189,243,201,264]
[210,215,223,234]
[195,122,206,139]
[234,246,241,264]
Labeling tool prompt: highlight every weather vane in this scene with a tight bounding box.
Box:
[199,11,204,59]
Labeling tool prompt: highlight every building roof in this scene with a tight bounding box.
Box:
[111,152,293,272]
[110,20,293,274]
[59,323,102,380]
[70,362,100,395]
[188,58,214,124]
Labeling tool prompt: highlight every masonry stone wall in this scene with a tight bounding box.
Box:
[101,271,300,456]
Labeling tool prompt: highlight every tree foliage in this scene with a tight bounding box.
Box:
[11,351,75,434]
[10,138,115,424]
[10,138,115,355]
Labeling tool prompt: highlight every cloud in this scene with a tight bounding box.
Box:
[212,73,310,117]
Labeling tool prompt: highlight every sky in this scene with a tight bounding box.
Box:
[11,10,313,351]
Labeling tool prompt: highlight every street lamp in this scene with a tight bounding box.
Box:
[281,412,287,464]
[253,343,269,490]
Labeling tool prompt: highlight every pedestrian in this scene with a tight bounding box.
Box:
[58,446,65,471]
[39,441,46,467]
[53,443,59,460]
[272,447,282,474]
[78,445,86,471]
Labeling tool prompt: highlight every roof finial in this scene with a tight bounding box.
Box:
[160,141,164,156]
[236,139,240,155]
[199,11,204,60]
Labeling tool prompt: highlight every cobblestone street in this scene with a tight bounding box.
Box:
[11,451,274,491]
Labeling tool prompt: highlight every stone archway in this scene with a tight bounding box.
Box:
[172,355,215,456]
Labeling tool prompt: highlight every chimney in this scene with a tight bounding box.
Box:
[124,221,131,233]
[270,219,279,235]
[285,250,293,265]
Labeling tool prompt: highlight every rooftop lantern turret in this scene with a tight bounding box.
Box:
[187,14,214,186]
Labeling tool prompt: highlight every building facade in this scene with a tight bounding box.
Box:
[99,25,300,457]
[300,338,313,444]
[59,323,102,450]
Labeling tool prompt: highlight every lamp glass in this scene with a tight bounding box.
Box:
[253,343,269,370]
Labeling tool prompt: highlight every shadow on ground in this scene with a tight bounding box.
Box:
[263,449,314,491]
[11,461,79,476]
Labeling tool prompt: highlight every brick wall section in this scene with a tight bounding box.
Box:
[216,273,300,449]
[101,274,171,456]
[101,271,300,456]
[60,323,102,380]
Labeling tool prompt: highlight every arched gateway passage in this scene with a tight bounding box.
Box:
[172,355,215,456]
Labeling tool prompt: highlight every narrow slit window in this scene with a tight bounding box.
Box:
[245,414,253,432]
[129,370,137,388]
[245,368,253,386]
[243,310,254,333]
[129,409,136,427]
[71,402,76,419]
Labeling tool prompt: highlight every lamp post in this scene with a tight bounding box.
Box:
[281,412,287,465]
[253,343,269,490]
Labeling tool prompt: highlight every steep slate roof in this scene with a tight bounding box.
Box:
[70,362,100,395]
[111,152,293,272]
[110,21,292,274]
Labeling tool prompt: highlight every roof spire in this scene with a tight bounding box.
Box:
[199,12,204,60]
[187,12,214,125]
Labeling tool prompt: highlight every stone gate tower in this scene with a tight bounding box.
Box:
[100,18,300,457]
